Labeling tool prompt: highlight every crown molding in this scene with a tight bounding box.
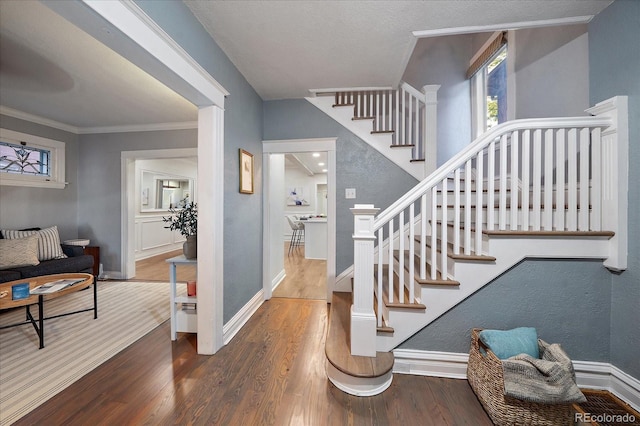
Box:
[1,106,198,135]
[412,15,594,38]
[0,106,80,134]
[78,121,198,134]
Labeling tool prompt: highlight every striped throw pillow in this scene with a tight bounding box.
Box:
[0,235,40,269]
[2,226,67,261]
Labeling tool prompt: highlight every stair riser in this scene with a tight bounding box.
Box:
[436,207,596,229]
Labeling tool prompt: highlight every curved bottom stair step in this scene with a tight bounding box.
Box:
[325,292,394,396]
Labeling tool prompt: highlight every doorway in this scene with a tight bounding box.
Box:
[262,138,337,302]
[121,148,198,279]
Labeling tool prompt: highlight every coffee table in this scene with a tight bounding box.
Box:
[0,273,96,349]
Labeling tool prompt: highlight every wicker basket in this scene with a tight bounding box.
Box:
[467,328,574,426]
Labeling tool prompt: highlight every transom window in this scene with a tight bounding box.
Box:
[0,129,66,189]
[0,141,51,177]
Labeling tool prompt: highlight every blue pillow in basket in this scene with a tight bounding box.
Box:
[479,327,539,360]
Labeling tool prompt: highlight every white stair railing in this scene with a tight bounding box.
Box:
[351,96,628,356]
[314,83,439,176]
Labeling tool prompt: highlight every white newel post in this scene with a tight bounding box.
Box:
[350,204,380,357]
[422,85,440,178]
[586,96,629,272]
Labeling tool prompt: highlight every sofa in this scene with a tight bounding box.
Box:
[0,226,95,283]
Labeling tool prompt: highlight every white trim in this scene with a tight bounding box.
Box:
[393,349,469,379]
[262,138,337,302]
[0,106,79,134]
[334,266,354,292]
[309,86,393,94]
[392,350,640,411]
[222,289,265,345]
[0,128,67,189]
[412,16,594,38]
[271,269,286,292]
[82,0,228,107]
[78,121,198,134]
[326,362,393,396]
[1,105,197,134]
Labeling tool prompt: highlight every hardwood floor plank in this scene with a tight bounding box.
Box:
[272,243,326,300]
[15,298,491,425]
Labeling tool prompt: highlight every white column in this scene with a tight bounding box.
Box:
[422,85,440,178]
[586,96,628,272]
[350,204,379,357]
[197,105,225,354]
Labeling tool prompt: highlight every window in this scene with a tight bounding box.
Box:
[0,128,66,189]
[469,32,508,139]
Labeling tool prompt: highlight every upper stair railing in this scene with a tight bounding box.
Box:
[312,83,440,176]
[350,96,628,357]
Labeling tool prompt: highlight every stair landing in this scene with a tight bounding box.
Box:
[325,292,394,395]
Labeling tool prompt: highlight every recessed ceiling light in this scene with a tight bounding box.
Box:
[322,169,328,173]
[312,153,320,157]
[318,162,325,166]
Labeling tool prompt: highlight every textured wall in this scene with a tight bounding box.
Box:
[515,25,590,119]
[135,1,264,323]
[401,259,612,361]
[402,34,473,165]
[589,0,640,379]
[263,99,418,275]
[0,115,80,240]
[77,129,196,272]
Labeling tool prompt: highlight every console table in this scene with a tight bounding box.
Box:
[166,255,197,340]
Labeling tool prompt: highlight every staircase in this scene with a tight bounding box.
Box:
[307,83,440,181]
[325,95,629,396]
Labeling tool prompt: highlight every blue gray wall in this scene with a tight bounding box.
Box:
[0,115,80,240]
[134,1,264,323]
[402,34,473,166]
[263,99,418,274]
[589,0,640,379]
[77,129,196,272]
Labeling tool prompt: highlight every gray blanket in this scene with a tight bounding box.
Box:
[502,339,586,404]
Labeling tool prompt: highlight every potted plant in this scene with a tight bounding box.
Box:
[163,198,198,259]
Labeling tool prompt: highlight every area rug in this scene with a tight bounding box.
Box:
[0,281,174,425]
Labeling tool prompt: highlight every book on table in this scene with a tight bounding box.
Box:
[30,278,85,294]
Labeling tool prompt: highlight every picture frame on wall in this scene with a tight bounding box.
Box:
[239,149,254,194]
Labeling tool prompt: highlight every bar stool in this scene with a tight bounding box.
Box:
[286,215,305,255]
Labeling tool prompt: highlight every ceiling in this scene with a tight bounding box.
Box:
[0,0,613,132]
[285,152,328,175]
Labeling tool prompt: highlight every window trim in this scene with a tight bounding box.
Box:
[0,128,66,189]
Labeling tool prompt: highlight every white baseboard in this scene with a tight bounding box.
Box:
[334,266,353,292]
[271,269,286,292]
[393,349,640,411]
[393,349,469,379]
[223,289,264,345]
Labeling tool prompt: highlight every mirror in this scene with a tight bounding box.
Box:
[141,171,194,212]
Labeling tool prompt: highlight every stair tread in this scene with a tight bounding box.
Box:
[374,265,426,310]
[418,237,496,261]
[392,250,460,286]
[333,103,355,107]
[325,292,394,378]
[435,221,615,237]
[371,130,395,134]
[352,116,375,120]
[410,158,425,163]
[390,143,415,148]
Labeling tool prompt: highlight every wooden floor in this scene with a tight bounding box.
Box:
[273,242,327,300]
[16,298,492,425]
[134,249,197,282]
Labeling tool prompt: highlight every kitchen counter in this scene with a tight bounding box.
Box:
[301,218,327,260]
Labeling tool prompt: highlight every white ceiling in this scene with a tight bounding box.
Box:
[0,0,613,132]
[285,152,329,175]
